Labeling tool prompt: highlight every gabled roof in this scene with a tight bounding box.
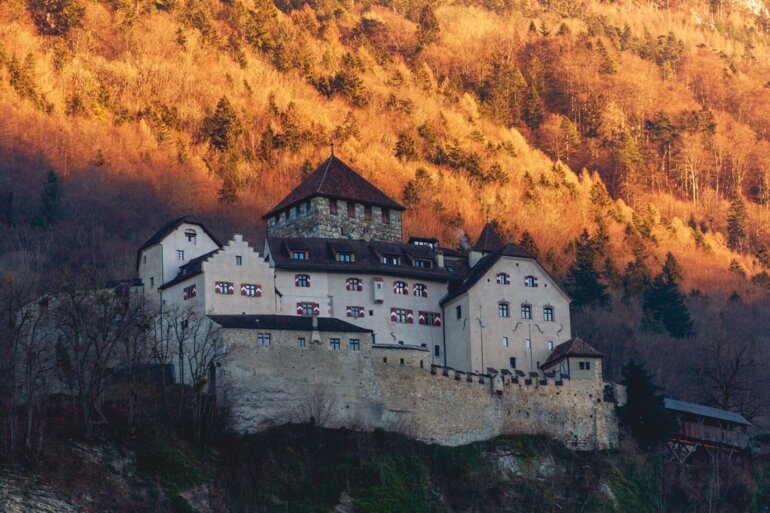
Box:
[540,337,603,370]
[439,243,536,305]
[664,398,751,427]
[158,249,219,290]
[262,155,405,218]
[472,223,505,253]
[136,216,222,268]
[267,237,466,281]
[209,314,372,333]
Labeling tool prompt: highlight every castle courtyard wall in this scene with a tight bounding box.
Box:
[220,329,618,450]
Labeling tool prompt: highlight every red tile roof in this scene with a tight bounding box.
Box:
[262,155,405,218]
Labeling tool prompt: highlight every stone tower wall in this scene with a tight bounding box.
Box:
[266,197,403,243]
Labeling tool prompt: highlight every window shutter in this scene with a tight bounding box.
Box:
[418,312,425,325]
[358,307,365,318]
[313,303,320,316]
[190,284,196,298]
[435,312,442,327]
[405,283,410,295]
[294,275,300,286]
[256,285,262,297]
[240,284,248,296]
[307,275,311,287]
[393,282,398,293]
[357,281,363,291]
[390,308,398,321]
[346,306,353,317]
[534,277,539,287]
[227,283,234,295]
[406,310,414,324]
[296,303,303,315]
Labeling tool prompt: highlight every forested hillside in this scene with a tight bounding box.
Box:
[1,0,769,419]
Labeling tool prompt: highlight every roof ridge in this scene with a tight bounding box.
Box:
[315,156,334,193]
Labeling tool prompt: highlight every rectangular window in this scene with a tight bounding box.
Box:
[349,339,360,351]
[393,281,408,295]
[510,357,516,368]
[295,274,310,287]
[185,229,197,243]
[496,272,510,285]
[347,306,365,318]
[346,278,362,291]
[295,205,301,218]
[414,259,433,269]
[543,306,554,322]
[525,339,531,349]
[330,338,340,351]
[336,252,353,262]
[257,333,271,346]
[502,336,509,347]
[524,275,539,287]
[498,303,510,317]
[579,361,591,370]
[364,206,372,220]
[143,255,147,264]
[236,255,242,266]
[241,283,262,297]
[291,250,307,260]
[548,340,554,351]
[390,308,413,324]
[176,249,185,261]
[298,337,306,348]
[456,305,462,319]
[215,281,234,295]
[382,209,390,224]
[347,202,355,217]
[305,202,311,214]
[418,311,442,326]
[150,277,154,288]
[434,345,441,357]
[183,284,197,300]
[413,283,428,297]
[330,199,338,215]
[521,304,532,319]
[297,302,319,316]
[382,255,401,265]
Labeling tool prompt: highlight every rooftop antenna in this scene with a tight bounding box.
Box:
[330,141,335,157]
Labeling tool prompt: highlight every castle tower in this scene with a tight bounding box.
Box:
[262,154,405,243]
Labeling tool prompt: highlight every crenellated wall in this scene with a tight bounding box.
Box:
[219,328,618,450]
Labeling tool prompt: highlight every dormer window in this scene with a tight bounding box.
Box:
[291,250,308,260]
[185,229,197,243]
[524,275,538,287]
[382,255,400,265]
[336,252,354,263]
[414,258,433,269]
[347,202,355,217]
[496,272,510,285]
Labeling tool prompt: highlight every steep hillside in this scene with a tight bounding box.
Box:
[1,0,770,418]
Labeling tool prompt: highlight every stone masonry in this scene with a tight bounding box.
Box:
[220,328,619,450]
[266,197,403,243]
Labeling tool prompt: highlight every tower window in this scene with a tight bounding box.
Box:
[456,305,462,319]
[347,202,355,217]
[364,206,372,220]
[382,209,390,224]
[330,199,338,215]
[236,255,242,266]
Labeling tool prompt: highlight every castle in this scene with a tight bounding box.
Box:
[136,153,619,449]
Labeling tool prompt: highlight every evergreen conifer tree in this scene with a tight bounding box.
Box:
[394,131,419,162]
[519,231,539,258]
[727,190,748,252]
[203,97,242,152]
[523,82,544,130]
[643,252,693,338]
[619,361,674,448]
[416,5,440,46]
[565,229,610,308]
[40,169,61,226]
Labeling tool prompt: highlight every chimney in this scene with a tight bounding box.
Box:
[436,251,445,269]
[311,314,321,344]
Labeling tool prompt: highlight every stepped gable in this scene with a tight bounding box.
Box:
[472,223,505,253]
[267,237,461,281]
[209,314,372,333]
[540,337,603,370]
[262,154,405,218]
[440,243,534,305]
[136,215,222,268]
